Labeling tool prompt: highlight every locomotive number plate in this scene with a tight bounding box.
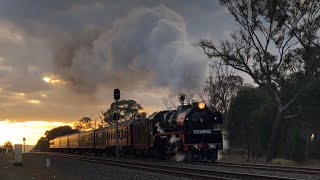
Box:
[193,129,211,134]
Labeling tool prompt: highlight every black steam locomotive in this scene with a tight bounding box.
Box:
[50,102,223,162]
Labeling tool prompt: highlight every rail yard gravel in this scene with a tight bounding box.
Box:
[142,159,320,180]
[27,153,191,180]
[72,154,320,180]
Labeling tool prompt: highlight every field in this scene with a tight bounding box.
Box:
[0,151,15,168]
[0,152,53,179]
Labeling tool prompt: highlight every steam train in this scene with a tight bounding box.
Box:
[49,102,223,162]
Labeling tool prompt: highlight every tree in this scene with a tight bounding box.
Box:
[98,113,108,128]
[74,117,95,131]
[3,141,13,149]
[289,128,307,162]
[102,99,147,124]
[33,137,49,152]
[297,78,320,159]
[297,78,320,127]
[228,86,272,160]
[199,0,320,162]
[203,62,243,118]
[34,126,79,152]
[45,126,79,141]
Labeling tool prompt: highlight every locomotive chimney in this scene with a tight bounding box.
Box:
[179,93,186,106]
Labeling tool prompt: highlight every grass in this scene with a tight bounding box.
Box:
[0,151,15,167]
[219,148,320,168]
[270,158,298,166]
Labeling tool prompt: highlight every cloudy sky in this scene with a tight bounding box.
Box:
[0,0,236,131]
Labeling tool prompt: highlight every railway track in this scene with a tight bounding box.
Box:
[45,153,295,180]
[213,161,320,176]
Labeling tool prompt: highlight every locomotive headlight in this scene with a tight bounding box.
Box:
[198,102,206,109]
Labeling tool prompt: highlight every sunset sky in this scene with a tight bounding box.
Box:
[0,1,243,145]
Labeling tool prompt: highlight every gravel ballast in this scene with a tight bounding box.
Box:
[22,153,191,180]
[131,158,320,180]
[6,153,318,180]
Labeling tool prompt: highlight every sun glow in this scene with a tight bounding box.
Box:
[0,120,73,145]
[28,100,40,104]
[43,76,65,85]
[43,77,51,83]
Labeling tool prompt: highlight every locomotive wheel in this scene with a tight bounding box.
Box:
[154,139,166,160]
[214,149,218,161]
[186,150,192,162]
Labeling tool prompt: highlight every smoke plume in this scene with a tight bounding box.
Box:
[218,130,229,160]
[52,5,208,96]
[155,122,164,133]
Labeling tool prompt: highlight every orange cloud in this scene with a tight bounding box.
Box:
[0,120,73,145]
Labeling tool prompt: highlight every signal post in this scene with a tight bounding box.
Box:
[114,89,121,159]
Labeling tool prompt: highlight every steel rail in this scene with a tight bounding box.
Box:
[214,161,320,176]
[45,153,295,180]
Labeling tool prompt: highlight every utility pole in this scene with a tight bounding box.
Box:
[114,89,121,159]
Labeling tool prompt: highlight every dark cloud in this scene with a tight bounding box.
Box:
[0,1,228,36]
[0,0,233,122]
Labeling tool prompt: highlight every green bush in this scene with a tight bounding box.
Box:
[289,129,307,162]
[271,158,297,166]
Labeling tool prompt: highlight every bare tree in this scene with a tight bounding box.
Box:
[198,0,320,162]
[74,117,95,131]
[203,62,243,119]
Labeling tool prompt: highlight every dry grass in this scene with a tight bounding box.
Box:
[270,158,320,168]
[0,151,15,167]
[219,149,320,168]
[270,158,298,166]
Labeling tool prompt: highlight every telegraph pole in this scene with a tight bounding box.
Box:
[114,89,121,159]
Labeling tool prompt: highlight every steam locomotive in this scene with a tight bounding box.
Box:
[50,102,223,162]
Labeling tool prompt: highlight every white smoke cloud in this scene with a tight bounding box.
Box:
[169,134,180,144]
[52,5,208,97]
[218,130,229,160]
[174,152,185,162]
[155,122,164,133]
